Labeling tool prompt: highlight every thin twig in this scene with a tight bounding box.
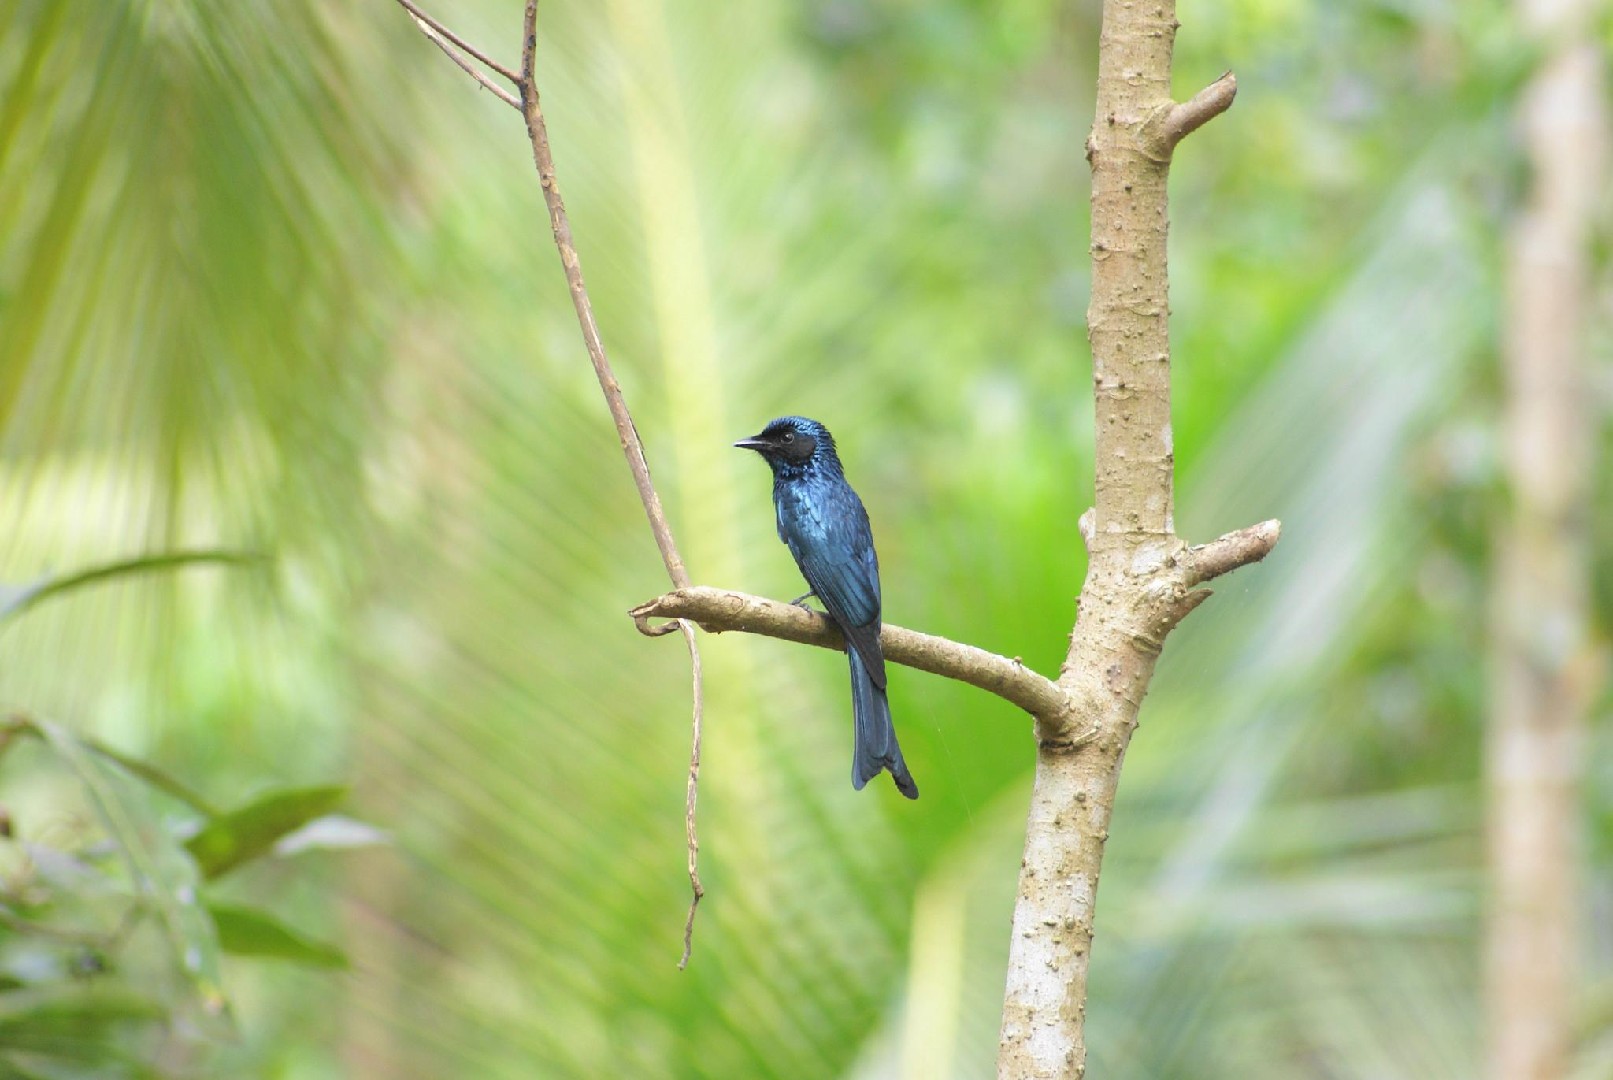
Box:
[407,15,520,110]
[516,19,689,589]
[399,0,708,968]
[677,621,703,970]
[394,0,520,83]
[511,0,705,966]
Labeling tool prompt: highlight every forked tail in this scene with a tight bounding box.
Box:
[848,648,918,799]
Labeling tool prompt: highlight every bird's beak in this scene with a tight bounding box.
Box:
[733,436,772,452]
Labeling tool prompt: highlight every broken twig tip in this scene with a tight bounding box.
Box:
[1162,70,1238,150]
[1187,518,1282,585]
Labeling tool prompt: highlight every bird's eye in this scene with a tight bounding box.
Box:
[781,432,795,443]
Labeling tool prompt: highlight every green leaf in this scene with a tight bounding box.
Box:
[184,785,347,881]
[30,720,230,1025]
[207,902,347,969]
[0,550,261,625]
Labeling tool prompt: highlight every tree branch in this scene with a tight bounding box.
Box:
[520,0,537,86]
[1162,71,1237,150]
[404,14,519,110]
[1185,518,1281,585]
[394,0,520,83]
[631,588,1069,719]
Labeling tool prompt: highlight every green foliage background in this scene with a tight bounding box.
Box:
[1,0,1610,1075]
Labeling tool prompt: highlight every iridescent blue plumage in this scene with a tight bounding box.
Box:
[735,416,918,798]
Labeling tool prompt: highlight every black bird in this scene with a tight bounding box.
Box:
[735,416,918,799]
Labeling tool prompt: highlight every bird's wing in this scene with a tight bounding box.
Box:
[797,542,886,688]
[780,483,887,688]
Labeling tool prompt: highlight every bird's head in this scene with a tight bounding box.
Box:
[733,416,839,474]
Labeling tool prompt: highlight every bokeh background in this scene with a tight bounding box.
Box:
[2,0,1611,1076]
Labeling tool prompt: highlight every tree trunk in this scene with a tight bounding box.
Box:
[995,4,1271,1076]
[1485,1,1607,1076]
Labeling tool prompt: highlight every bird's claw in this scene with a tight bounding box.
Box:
[789,591,818,610]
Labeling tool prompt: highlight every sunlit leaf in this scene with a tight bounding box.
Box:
[184,785,347,881]
[271,815,389,858]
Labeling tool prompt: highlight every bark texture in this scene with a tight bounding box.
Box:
[1486,1,1607,1076]
[631,587,1070,717]
[996,5,1266,1076]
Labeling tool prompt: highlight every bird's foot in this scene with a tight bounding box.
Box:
[789,591,818,610]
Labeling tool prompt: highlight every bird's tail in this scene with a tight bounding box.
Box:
[848,649,918,799]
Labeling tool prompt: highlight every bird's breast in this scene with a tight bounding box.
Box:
[774,482,831,545]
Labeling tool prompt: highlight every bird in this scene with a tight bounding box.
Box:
[734,416,919,799]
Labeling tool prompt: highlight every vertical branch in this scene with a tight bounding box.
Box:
[1085,5,1181,546]
[1486,1,1607,1076]
[997,4,1256,1077]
